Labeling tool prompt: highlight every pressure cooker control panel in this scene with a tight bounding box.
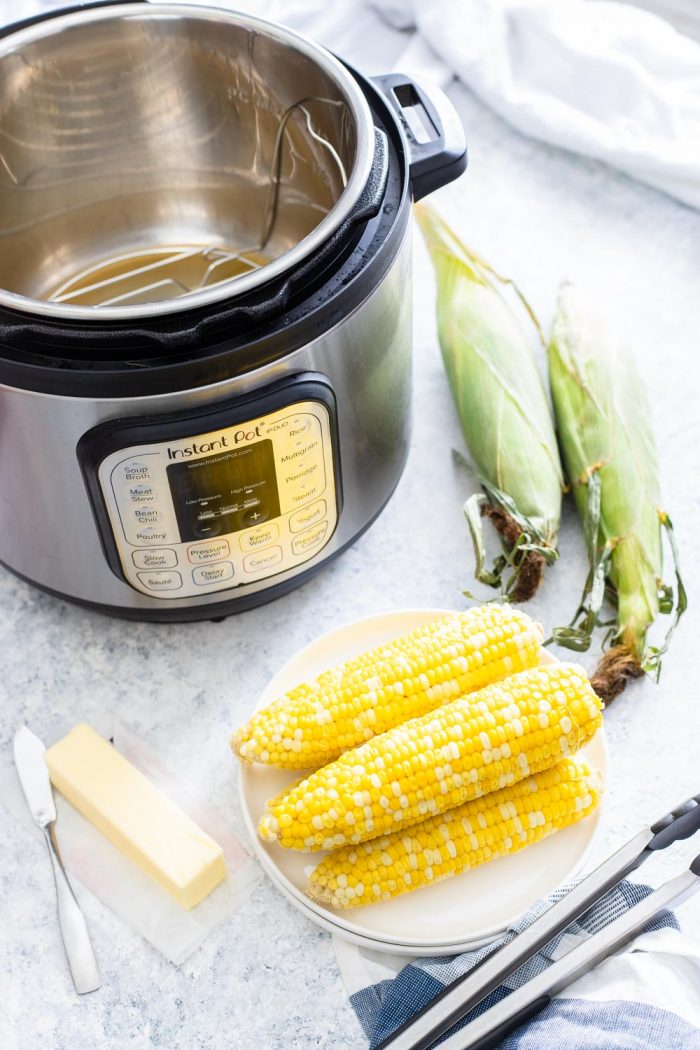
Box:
[78,378,340,600]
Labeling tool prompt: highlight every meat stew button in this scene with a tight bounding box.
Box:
[291,521,329,556]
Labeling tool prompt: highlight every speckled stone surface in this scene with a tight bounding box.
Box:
[1,4,700,1049]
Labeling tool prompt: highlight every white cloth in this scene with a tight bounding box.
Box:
[370,0,700,210]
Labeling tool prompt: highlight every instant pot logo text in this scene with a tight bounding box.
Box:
[166,425,264,459]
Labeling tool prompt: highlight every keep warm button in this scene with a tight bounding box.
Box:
[239,522,279,552]
[292,521,329,557]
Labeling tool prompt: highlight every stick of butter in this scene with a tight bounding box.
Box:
[46,723,226,910]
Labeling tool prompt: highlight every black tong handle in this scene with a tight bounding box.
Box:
[649,792,700,850]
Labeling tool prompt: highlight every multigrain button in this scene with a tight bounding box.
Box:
[239,522,279,552]
[243,546,283,574]
[187,538,230,563]
[136,570,182,591]
[289,499,326,533]
[192,562,234,586]
[132,548,177,569]
[292,521,329,557]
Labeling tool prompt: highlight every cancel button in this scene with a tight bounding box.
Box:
[292,521,329,557]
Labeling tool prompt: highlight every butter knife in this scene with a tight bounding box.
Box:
[13,726,101,994]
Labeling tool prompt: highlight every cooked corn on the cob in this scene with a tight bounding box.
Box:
[308,756,601,907]
[258,662,602,851]
[233,605,543,770]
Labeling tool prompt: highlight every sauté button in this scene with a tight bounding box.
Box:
[187,538,230,564]
[136,570,182,591]
[239,522,280,552]
[289,499,326,533]
[292,521,329,556]
[243,546,283,574]
[132,548,177,569]
[192,562,234,586]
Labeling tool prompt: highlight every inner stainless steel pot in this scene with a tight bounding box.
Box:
[0,3,374,320]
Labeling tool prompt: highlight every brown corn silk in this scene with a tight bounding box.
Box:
[415,203,563,601]
[547,284,686,702]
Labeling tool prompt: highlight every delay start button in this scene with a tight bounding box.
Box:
[192,562,234,586]
[187,538,230,564]
[292,521,329,557]
[136,570,182,591]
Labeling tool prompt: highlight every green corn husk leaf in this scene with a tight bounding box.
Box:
[548,283,687,702]
[415,203,563,601]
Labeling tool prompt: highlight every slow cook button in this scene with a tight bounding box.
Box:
[239,522,279,552]
[136,570,182,591]
[289,499,326,534]
[292,521,329,557]
[187,538,230,564]
[243,546,283,574]
[192,562,234,586]
[132,548,177,570]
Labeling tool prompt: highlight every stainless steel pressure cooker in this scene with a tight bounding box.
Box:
[0,2,466,621]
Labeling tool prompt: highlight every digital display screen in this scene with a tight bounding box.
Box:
[167,440,280,542]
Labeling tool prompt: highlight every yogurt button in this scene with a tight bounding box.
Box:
[289,499,326,533]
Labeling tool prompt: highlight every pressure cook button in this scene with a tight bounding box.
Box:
[136,570,182,591]
[187,539,230,564]
[289,499,327,533]
[192,562,234,586]
[243,546,283,574]
[292,521,329,557]
[239,522,280,552]
[132,548,177,569]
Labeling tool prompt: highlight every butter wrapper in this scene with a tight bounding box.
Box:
[2,718,259,964]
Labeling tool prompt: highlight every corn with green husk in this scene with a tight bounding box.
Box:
[415,204,563,601]
[547,284,686,703]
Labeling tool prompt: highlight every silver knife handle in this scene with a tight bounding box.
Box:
[43,826,101,994]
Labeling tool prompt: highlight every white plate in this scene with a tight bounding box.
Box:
[239,609,607,954]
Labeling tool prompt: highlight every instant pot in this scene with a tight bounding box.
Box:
[0,2,466,621]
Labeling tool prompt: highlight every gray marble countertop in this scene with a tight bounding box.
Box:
[2,5,700,1049]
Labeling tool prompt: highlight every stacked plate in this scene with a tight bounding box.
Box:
[239,609,607,956]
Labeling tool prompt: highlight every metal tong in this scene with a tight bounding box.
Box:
[377,791,700,1050]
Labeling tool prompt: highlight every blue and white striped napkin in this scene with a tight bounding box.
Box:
[334,881,700,1049]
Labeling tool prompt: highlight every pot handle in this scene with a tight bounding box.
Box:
[373,73,467,200]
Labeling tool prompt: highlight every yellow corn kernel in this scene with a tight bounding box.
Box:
[309,757,601,907]
[232,605,543,769]
[257,663,602,851]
